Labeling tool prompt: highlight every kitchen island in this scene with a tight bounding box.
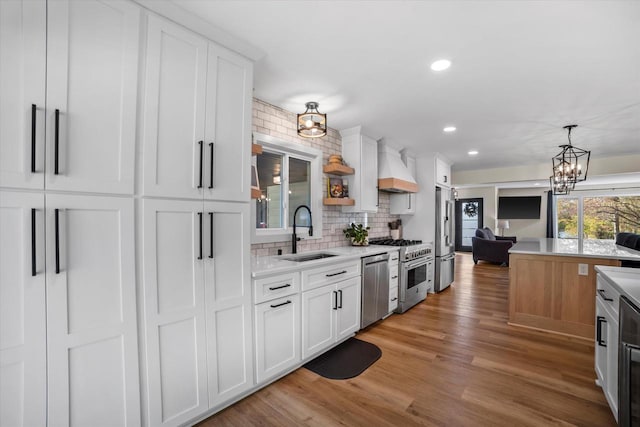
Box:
[508,238,640,339]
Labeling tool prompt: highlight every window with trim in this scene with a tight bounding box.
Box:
[555,191,640,240]
[252,134,322,244]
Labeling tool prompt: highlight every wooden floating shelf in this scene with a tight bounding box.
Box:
[323,198,355,206]
[251,188,262,199]
[323,163,354,176]
[251,144,263,155]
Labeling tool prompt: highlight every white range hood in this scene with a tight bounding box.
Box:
[377,141,418,193]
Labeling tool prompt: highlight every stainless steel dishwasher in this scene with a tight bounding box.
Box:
[361,253,390,328]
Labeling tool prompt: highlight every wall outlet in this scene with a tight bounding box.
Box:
[578,264,589,276]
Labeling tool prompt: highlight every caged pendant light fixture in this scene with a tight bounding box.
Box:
[550,125,591,195]
[297,102,327,138]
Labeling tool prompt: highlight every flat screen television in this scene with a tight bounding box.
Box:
[497,196,541,219]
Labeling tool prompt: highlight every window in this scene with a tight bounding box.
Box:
[555,191,640,241]
[252,133,322,244]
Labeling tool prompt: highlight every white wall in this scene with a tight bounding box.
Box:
[497,188,548,238]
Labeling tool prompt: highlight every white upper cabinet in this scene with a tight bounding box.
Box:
[0,191,47,427]
[0,0,46,190]
[340,126,378,213]
[142,16,252,202]
[204,45,252,202]
[435,157,451,187]
[45,193,140,427]
[46,0,140,194]
[142,15,208,200]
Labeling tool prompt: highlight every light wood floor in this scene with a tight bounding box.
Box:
[198,253,616,426]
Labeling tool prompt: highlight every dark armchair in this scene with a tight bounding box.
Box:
[471,227,517,266]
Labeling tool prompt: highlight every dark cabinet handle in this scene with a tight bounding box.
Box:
[391,275,398,279]
[376,185,379,207]
[326,270,347,277]
[208,212,214,259]
[197,141,203,188]
[333,291,338,310]
[408,194,411,210]
[391,297,398,302]
[597,289,613,302]
[197,212,203,260]
[268,284,291,291]
[54,109,60,175]
[596,316,606,347]
[270,300,292,308]
[55,209,60,274]
[31,104,36,173]
[338,289,343,308]
[208,142,214,189]
[31,209,36,276]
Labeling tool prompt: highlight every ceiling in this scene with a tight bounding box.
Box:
[174,1,640,173]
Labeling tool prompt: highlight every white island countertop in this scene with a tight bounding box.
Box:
[594,266,640,308]
[509,238,640,261]
[252,245,405,278]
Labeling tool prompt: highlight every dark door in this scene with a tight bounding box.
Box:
[455,198,483,252]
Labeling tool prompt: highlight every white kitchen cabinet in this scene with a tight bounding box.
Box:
[142,15,252,202]
[45,0,140,195]
[0,191,46,427]
[0,0,46,190]
[1,192,140,427]
[340,126,378,213]
[595,274,620,421]
[435,157,451,187]
[388,251,400,313]
[254,294,301,384]
[141,199,253,425]
[302,275,362,359]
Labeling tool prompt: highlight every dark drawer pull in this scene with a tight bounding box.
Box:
[391,275,398,279]
[268,283,291,291]
[391,297,397,302]
[597,289,613,302]
[326,270,347,277]
[270,300,291,308]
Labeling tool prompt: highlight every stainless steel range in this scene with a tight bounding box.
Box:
[368,238,434,313]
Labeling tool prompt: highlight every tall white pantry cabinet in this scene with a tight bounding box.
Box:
[0,1,254,427]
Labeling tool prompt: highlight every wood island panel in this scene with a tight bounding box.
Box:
[509,253,620,339]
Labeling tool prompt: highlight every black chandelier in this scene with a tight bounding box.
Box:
[297,102,327,138]
[550,125,591,195]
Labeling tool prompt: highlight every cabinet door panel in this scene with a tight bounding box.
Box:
[204,45,252,201]
[46,194,140,426]
[336,277,362,341]
[204,202,253,406]
[360,136,379,212]
[46,0,139,194]
[255,295,301,384]
[142,15,207,199]
[0,191,46,427]
[141,199,207,427]
[302,285,336,359]
[0,0,46,190]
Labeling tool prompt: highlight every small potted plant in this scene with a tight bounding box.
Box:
[343,223,370,246]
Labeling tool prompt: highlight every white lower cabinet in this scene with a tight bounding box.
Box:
[141,199,253,427]
[595,274,620,421]
[388,251,399,313]
[254,294,301,384]
[302,276,361,360]
[0,191,140,427]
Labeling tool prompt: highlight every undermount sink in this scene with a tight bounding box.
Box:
[282,252,338,262]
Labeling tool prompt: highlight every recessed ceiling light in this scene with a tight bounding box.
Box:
[468,150,478,156]
[443,126,456,133]
[431,59,451,71]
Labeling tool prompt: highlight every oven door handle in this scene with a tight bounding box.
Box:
[405,258,429,270]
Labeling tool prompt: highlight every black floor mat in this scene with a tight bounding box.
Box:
[303,337,382,380]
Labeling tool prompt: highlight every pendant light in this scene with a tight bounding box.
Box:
[297,102,327,138]
[550,124,591,195]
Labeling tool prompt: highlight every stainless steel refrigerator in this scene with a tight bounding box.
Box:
[435,187,455,292]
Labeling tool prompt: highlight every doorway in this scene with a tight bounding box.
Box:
[455,198,483,252]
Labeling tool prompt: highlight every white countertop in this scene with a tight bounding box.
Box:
[508,238,640,261]
[594,266,640,307]
[252,245,402,278]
